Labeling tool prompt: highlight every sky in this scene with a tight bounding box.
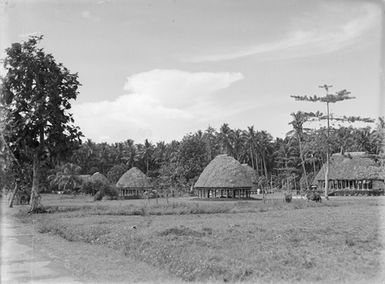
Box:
[1,0,384,143]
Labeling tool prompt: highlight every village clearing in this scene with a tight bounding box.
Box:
[10,194,385,283]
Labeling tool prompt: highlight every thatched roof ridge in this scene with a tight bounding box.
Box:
[116,167,150,188]
[195,155,252,188]
[77,174,91,184]
[314,152,385,182]
[91,172,109,184]
[242,164,257,183]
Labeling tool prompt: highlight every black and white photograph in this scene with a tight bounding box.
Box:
[1,0,385,283]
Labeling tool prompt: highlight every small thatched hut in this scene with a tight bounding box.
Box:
[242,164,258,193]
[314,152,385,195]
[90,172,109,184]
[194,154,252,199]
[116,167,151,198]
[77,174,91,184]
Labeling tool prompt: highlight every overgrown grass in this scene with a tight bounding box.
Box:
[16,194,385,283]
[24,196,331,217]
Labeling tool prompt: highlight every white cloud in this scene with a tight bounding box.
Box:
[186,3,381,62]
[81,10,100,22]
[73,69,244,143]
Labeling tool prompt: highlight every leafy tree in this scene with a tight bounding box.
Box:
[0,36,82,212]
[177,132,207,184]
[106,163,128,184]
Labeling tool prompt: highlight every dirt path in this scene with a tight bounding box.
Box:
[1,201,81,283]
[0,200,180,283]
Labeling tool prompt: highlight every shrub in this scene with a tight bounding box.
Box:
[93,191,103,201]
[104,184,119,199]
[284,192,292,203]
[306,192,322,202]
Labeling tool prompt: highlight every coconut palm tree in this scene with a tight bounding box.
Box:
[121,139,138,168]
[219,123,233,155]
[48,163,82,195]
[288,111,311,191]
[229,128,245,161]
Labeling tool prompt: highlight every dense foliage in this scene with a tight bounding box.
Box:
[67,121,384,192]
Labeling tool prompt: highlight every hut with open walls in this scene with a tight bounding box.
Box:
[194,154,252,199]
[242,163,258,193]
[313,152,385,196]
[116,167,151,198]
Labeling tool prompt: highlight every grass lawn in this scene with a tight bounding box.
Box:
[16,193,385,283]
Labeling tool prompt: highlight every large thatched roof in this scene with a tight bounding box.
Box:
[116,167,150,188]
[195,155,252,189]
[314,153,385,181]
[242,164,257,184]
[91,172,109,184]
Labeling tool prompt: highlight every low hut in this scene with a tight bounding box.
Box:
[314,152,385,195]
[194,154,252,199]
[242,164,258,193]
[116,167,151,198]
[77,174,91,184]
[90,172,109,184]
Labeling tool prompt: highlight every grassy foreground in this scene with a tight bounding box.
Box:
[17,194,385,283]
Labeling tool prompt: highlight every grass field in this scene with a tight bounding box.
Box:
[16,194,385,283]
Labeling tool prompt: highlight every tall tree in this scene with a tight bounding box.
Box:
[291,85,373,198]
[219,123,233,155]
[1,36,82,212]
[288,111,311,191]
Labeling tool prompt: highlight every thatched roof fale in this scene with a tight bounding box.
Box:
[195,154,252,189]
[241,164,258,184]
[77,175,91,184]
[314,152,385,182]
[116,167,151,188]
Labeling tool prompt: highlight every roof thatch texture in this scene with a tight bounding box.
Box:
[242,164,257,183]
[77,174,91,184]
[195,154,252,188]
[314,153,385,181]
[91,172,109,184]
[116,167,150,188]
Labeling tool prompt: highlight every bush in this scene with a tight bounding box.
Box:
[284,192,292,203]
[92,182,119,201]
[104,184,119,199]
[306,191,322,202]
[93,191,103,201]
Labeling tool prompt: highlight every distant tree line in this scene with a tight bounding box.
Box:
[59,118,384,193]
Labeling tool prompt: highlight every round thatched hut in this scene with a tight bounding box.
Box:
[242,164,258,193]
[90,172,109,184]
[116,167,151,198]
[194,154,252,199]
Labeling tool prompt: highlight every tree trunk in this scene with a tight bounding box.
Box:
[255,153,259,177]
[8,183,18,208]
[298,135,309,191]
[250,147,255,170]
[324,151,329,198]
[29,154,42,212]
[325,102,330,199]
[262,155,268,177]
